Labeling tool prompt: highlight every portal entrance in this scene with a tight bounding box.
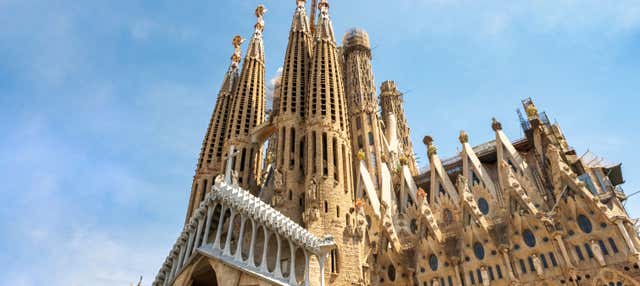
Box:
[190,260,218,286]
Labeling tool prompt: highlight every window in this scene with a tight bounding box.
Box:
[495,265,503,279]
[368,132,374,145]
[330,249,339,273]
[322,133,328,176]
[608,238,619,253]
[527,257,535,272]
[356,117,362,130]
[548,252,558,267]
[523,229,536,247]
[469,271,475,285]
[575,245,585,260]
[324,201,328,213]
[387,264,396,281]
[584,243,594,258]
[477,198,489,215]
[477,269,483,283]
[429,254,438,271]
[578,173,598,194]
[518,259,527,274]
[540,254,548,268]
[473,243,485,260]
[577,215,593,233]
[488,266,494,280]
[598,240,609,255]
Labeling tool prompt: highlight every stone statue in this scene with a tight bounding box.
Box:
[590,240,606,266]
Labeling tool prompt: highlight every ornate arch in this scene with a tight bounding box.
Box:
[184,258,219,286]
[593,268,640,286]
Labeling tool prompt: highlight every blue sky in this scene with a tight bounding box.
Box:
[1,0,639,285]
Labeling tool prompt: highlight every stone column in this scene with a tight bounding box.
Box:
[234,216,247,260]
[318,254,326,286]
[202,204,215,246]
[617,220,638,254]
[553,233,574,268]
[304,251,311,286]
[274,234,283,277]
[223,210,236,256]
[213,206,227,249]
[500,247,517,280]
[260,229,270,272]
[248,220,258,267]
[289,240,297,285]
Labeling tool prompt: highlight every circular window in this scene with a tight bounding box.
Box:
[473,243,485,260]
[429,254,438,271]
[577,215,593,233]
[477,198,490,215]
[523,229,536,247]
[387,264,396,281]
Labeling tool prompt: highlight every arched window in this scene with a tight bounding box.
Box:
[330,249,339,273]
[336,206,340,218]
[429,254,438,271]
[577,215,593,233]
[523,229,536,247]
[473,243,485,260]
[477,198,490,215]
[324,201,328,213]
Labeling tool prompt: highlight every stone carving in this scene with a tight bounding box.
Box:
[307,179,318,202]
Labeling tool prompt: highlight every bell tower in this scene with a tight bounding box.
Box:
[223,5,268,190]
[270,0,314,223]
[184,35,243,223]
[342,28,385,188]
[302,0,362,284]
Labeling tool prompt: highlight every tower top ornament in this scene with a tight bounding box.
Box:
[231,35,244,65]
[254,5,267,33]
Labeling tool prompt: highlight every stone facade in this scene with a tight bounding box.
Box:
[156,1,640,286]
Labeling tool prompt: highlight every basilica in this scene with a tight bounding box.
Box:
[152,1,640,285]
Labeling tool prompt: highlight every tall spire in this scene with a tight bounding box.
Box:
[245,4,266,62]
[268,0,313,223]
[303,0,362,283]
[315,0,336,42]
[184,35,243,222]
[223,5,268,189]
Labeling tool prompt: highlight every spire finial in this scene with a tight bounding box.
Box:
[459,131,469,144]
[423,135,437,157]
[231,35,244,66]
[296,0,306,7]
[318,0,329,16]
[492,118,503,131]
[254,4,267,33]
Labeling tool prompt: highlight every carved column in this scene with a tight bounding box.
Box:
[213,206,227,249]
[260,229,270,272]
[616,220,639,254]
[304,251,311,286]
[553,233,574,268]
[202,204,215,246]
[223,210,236,256]
[234,215,247,260]
[500,247,517,281]
[289,240,297,285]
[248,219,258,267]
[318,254,326,286]
[275,234,283,277]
